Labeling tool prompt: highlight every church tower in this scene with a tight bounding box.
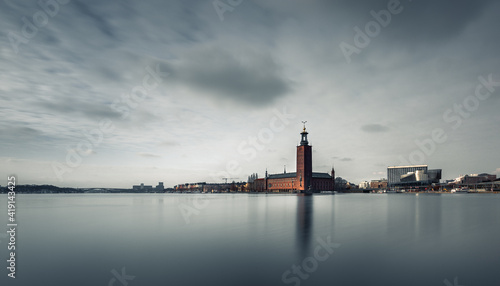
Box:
[331,166,335,191]
[296,122,312,191]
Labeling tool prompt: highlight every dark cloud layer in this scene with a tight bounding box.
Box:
[324,0,495,43]
[164,47,291,106]
[361,124,390,133]
[0,126,42,143]
[72,0,117,38]
[39,98,122,120]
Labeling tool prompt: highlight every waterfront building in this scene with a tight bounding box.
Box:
[156,182,164,192]
[253,124,335,193]
[370,179,388,189]
[387,165,441,187]
[174,182,247,193]
[453,173,497,185]
[175,182,206,192]
[132,183,153,191]
[359,181,370,189]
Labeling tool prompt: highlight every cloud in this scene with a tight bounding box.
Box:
[0,126,46,146]
[495,168,500,175]
[361,124,390,133]
[328,0,495,45]
[158,141,179,147]
[69,148,95,156]
[163,47,292,106]
[332,157,353,162]
[72,0,118,39]
[39,98,122,120]
[137,152,162,158]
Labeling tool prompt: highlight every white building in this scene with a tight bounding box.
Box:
[359,181,370,189]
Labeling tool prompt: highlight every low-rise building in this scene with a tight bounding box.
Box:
[370,179,387,189]
[453,173,496,185]
[359,181,370,189]
[132,183,153,191]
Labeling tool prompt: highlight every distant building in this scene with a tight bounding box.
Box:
[370,179,387,189]
[132,183,153,191]
[156,182,164,192]
[174,182,246,193]
[359,181,370,189]
[175,182,206,192]
[335,177,348,191]
[253,124,335,193]
[453,173,496,185]
[344,182,358,191]
[387,165,441,187]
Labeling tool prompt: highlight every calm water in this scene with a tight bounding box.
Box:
[0,193,499,286]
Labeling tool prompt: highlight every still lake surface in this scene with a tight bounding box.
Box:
[0,193,499,286]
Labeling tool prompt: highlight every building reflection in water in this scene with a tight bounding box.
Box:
[296,196,313,258]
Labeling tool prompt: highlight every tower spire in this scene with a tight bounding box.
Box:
[300,121,309,146]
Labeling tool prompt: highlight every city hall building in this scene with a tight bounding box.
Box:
[253,125,335,193]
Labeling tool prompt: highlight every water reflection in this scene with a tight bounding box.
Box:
[1,194,499,286]
[415,194,442,240]
[386,194,443,244]
[296,196,313,257]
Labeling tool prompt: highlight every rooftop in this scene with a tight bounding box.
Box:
[268,172,297,179]
[388,165,428,169]
[266,172,333,179]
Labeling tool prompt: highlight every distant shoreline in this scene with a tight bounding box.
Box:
[2,189,499,195]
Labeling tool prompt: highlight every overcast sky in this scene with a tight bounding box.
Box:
[1,0,499,188]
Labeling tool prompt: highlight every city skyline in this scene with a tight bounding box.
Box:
[1,0,500,188]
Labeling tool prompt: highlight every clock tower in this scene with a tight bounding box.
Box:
[296,122,312,191]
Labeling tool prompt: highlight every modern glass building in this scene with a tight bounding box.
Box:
[387,165,428,186]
